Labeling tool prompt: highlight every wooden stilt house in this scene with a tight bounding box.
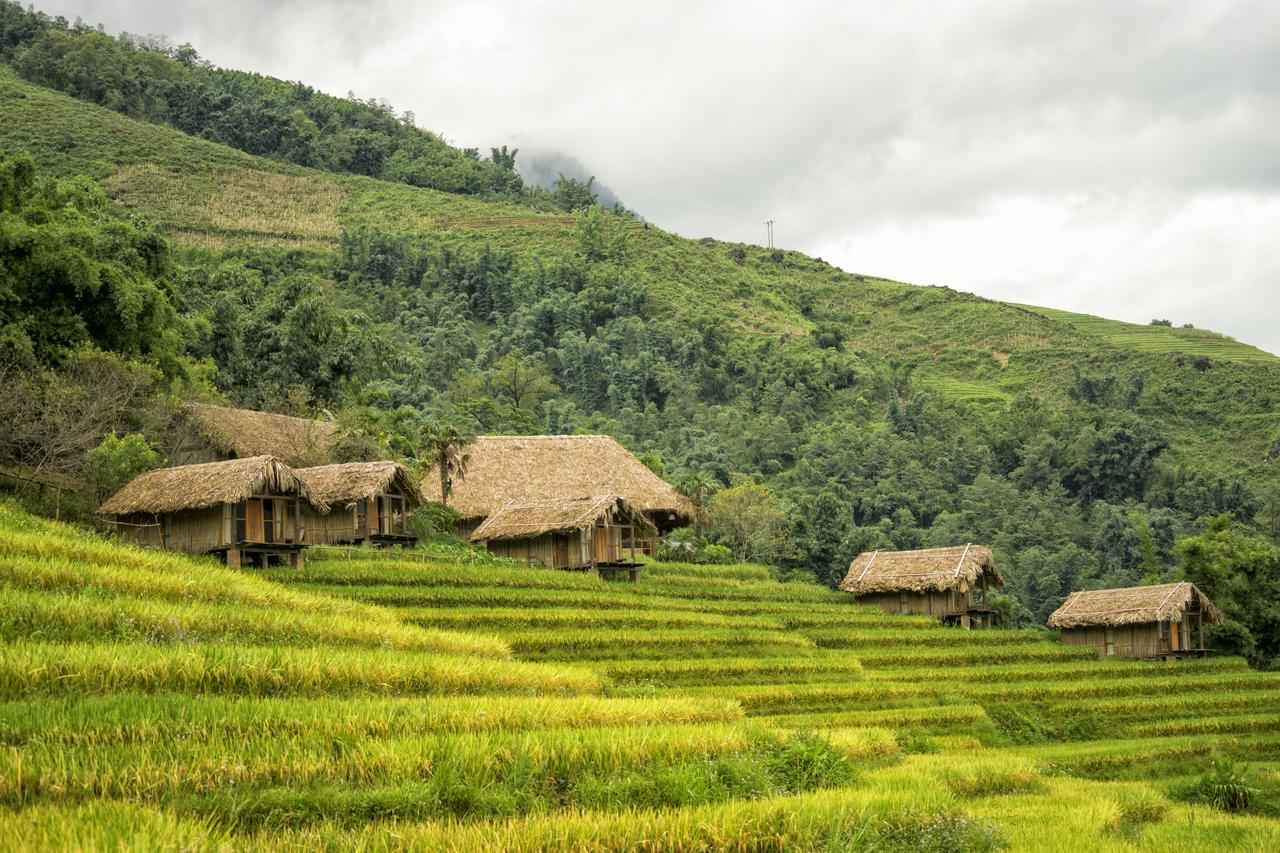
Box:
[295,461,422,547]
[98,455,322,568]
[470,494,657,578]
[422,435,692,551]
[1047,582,1223,659]
[839,544,1003,628]
[170,402,343,467]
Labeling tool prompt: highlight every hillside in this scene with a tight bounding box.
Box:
[3,63,1275,413]
[2,18,1280,651]
[4,504,1280,849]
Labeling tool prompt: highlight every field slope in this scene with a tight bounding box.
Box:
[1,62,1278,472]
[5,507,1280,850]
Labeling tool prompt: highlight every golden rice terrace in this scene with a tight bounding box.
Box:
[4,504,1280,850]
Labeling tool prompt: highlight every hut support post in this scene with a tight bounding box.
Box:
[227,548,241,569]
[1198,613,1205,651]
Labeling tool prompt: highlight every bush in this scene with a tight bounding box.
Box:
[1106,788,1168,836]
[1172,758,1259,813]
[699,544,734,564]
[410,502,462,539]
[867,812,1008,852]
[765,732,857,793]
[1207,619,1256,659]
[85,432,162,499]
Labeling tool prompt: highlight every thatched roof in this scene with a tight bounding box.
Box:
[839,544,1002,595]
[295,461,422,509]
[424,435,692,524]
[99,456,322,516]
[182,402,341,467]
[471,494,657,542]
[1047,582,1223,629]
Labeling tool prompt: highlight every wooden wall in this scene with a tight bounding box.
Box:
[1060,623,1166,659]
[301,504,359,545]
[117,506,224,554]
[857,589,959,618]
[486,530,591,569]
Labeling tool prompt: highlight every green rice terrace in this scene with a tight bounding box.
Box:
[5,503,1280,851]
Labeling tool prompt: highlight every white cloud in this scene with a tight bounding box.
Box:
[38,0,1280,353]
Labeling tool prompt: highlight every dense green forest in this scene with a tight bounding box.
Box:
[2,1,1279,667]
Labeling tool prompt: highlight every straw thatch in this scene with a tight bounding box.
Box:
[839,544,1002,595]
[423,435,692,524]
[471,494,657,542]
[182,402,341,467]
[1047,582,1223,629]
[99,456,322,516]
[294,461,422,509]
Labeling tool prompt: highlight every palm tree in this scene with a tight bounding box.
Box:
[676,470,720,537]
[418,421,474,509]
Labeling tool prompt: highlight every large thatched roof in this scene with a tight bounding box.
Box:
[99,456,321,516]
[839,545,1002,595]
[182,402,341,467]
[295,461,422,509]
[1047,582,1223,629]
[471,494,656,542]
[424,435,692,524]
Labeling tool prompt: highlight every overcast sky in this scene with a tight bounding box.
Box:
[42,1,1280,354]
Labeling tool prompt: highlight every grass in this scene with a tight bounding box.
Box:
[1020,305,1279,364]
[5,505,1280,848]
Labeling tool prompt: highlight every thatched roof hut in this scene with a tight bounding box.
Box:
[1047,582,1223,629]
[424,435,692,529]
[839,544,1002,596]
[176,402,341,467]
[471,494,656,543]
[294,461,421,509]
[99,455,321,516]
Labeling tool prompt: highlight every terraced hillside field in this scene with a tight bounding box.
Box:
[6,506,1280,850]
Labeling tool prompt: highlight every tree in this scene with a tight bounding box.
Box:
[1178,515,1280,668]
[417,421,473,509]
[488,351,559,411]
[85,432,162,500]
[552,173,597,211]
[705,479,788,564]
[676,469,720,537]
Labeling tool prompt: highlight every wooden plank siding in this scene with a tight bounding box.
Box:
[856,590,964,618]
[1059,619,1208,659]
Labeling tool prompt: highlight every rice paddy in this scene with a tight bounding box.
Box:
[5,507,1280,849]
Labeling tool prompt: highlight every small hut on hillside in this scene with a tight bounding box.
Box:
[295,461,422,547]
[99,455,320,568]
[470,494,657,577]
[839,544,1003,629]
[171,402,343,467]
[1047,582,1223,659]
[423,435,692,545]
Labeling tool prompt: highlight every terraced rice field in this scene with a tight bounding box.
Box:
[5,504,1280,849]
[1019,305,1279,363]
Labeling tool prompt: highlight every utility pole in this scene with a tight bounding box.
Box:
[763,220,775,249]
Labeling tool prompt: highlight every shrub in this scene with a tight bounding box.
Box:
[1105,788,1168,836]
[699,544,734,564]
[410,501,462,539]
[867,812,1008,852]
[765,732,857,793]
[1172,758,1260,813]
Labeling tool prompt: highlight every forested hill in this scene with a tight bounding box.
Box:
[2,3,1279,665]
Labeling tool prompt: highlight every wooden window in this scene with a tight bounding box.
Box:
[899,591,909,615]
[355,500,368,534]
[1170,620,1181,652]
[1105,628,1115,657]
[262,498,275,543]
[1160,621,1171,651]
[233,501,248,543]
